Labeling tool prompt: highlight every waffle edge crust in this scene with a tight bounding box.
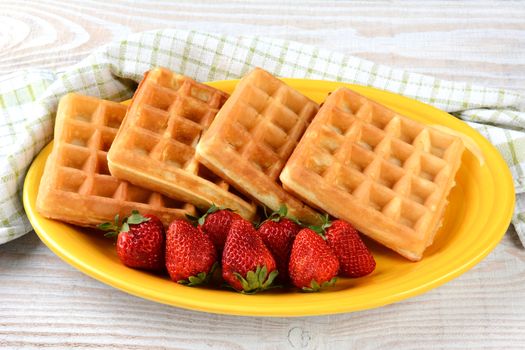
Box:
[280,87,465,261]
[36,93,196,228]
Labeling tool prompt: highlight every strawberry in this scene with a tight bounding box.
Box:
[288,228,339,292]
[165,219,218,285]
[222,218,278,293]
[325,220,376,278]
[190,204,242,253]
[98,211,165,271]
[257,205,301,284]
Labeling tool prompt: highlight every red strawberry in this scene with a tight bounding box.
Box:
[165,219,218,285]
[98,211,165,271]
[192,205,242,253]
[289,228,339,292]
[325,220,376,278]
[257,205,301,284]
[222,218,278,293]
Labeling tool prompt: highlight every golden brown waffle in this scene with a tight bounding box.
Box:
[280,87,465,261]
[107,67,256,219]
[196,67,321,224]
[37,93,195,228]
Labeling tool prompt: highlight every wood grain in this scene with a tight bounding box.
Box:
[0,1,524,92]
[1,1,525,349]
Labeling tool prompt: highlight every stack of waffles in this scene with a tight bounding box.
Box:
[37,67,465,260]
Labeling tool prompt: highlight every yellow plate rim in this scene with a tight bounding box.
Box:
[23,78,515,316]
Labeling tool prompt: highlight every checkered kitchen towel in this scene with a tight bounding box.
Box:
[1,29,524,245]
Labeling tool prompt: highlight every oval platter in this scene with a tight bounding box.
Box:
[23,78,515,316]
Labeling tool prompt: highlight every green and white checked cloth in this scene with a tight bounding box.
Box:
[1,29,524,245]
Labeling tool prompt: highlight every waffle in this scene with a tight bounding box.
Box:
[107,67,257,220]
[37,93,195,228]
[196,67,321,224]
[280,87,465,261]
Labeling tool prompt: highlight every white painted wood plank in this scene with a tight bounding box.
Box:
[1,1,524,349]
[0,1,523,91]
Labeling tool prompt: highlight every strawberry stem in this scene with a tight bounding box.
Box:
[97,210,149,237]
[187,203,232,227]
[257,204,302,228]
[98,214,121,238]
[268,204,288,222]
[307,214,332,238]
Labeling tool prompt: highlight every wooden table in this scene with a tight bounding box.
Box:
[1,1,524,349]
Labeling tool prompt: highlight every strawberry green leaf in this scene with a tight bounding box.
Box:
[312,280,321,290]
[257,204,303,228]
[209,261,219,275]
[234,272,251,291]
[257,265,267,285]
[323,277,338,288]
[247,270,259,291]
[196,203,231,226]
[262,269,279,289]
[103,231,118,238]
[307,214,332,237]
[267,204,287,222]
[178,272,207,286]
[302,280,319,292]
[98,214,121,238]
[275,205,288,221]
[252,217,262,228]
[198,204,218,226]
[98,222,116,231]
[126,210,150,225]
[121,222,130,233]
[233,265,279,294]
[191,273,207,283]
[207,203,221,213]
[301,277,337,292]
[185,214,200,226]
[177,262,218,287]
[288,216,303,227]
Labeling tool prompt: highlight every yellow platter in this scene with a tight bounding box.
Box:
[23,79,515,316]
